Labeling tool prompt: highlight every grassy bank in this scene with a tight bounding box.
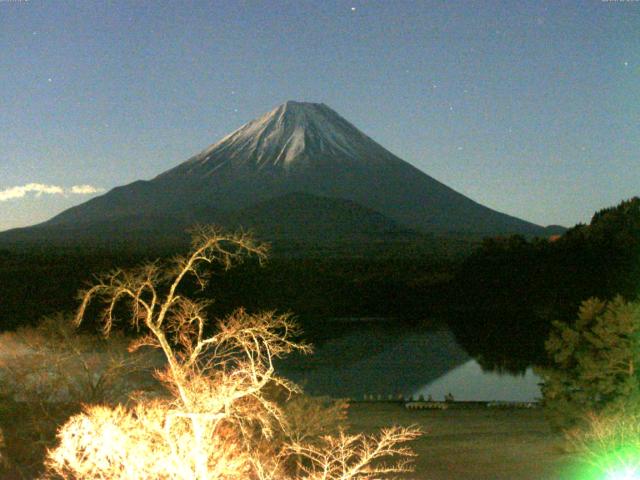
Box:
[347,402,580,479]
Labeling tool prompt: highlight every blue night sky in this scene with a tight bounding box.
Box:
[1,0,638,231]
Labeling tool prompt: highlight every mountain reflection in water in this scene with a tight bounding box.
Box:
[413,361,541,402]
[277,319,543,400]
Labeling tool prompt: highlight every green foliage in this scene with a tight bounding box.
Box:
[0,248,158,330]
[537,296,640,430]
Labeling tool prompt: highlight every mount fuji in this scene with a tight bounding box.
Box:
[1,101,553,246]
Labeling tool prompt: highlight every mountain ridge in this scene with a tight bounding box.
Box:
[1,101,555,246]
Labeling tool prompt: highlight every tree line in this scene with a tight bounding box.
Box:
[446,197,640,371]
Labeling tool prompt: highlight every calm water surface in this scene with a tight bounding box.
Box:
[277,319,542,401]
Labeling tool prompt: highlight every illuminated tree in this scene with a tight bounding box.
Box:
[44,227,420,479]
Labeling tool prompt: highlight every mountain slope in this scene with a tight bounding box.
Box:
[223,192,406,240]
[153,101,545,235]
[0,192,409,247]
[2,101,549,245]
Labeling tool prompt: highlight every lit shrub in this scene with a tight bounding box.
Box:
[0,314,156,478]
[565,408,640,478]
[0,314,158,404]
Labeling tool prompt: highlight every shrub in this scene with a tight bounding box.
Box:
[565,408,640,478]
[0,314,156,478]
[0,314,159,404]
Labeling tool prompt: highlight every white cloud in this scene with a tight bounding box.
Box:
[0,183,63,202]
[0,183,104,202]
[70,184,104,195]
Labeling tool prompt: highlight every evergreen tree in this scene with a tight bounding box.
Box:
[537,296,640,430]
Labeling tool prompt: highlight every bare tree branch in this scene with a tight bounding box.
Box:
[45,228,421,480]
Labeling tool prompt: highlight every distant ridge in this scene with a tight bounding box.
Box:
[0,101,553,246]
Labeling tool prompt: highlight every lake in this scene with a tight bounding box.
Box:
[277,318,542,402]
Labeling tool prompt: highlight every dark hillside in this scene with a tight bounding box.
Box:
[447,197,640,372]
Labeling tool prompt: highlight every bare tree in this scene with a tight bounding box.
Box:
[44,227,421,479]
[289,426,421,480]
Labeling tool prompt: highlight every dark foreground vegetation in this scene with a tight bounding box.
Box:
[0,236,470,332]
[448,197,640,372]
[1,197,638,371]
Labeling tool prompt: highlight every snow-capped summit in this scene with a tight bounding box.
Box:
[159,101,398,177]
